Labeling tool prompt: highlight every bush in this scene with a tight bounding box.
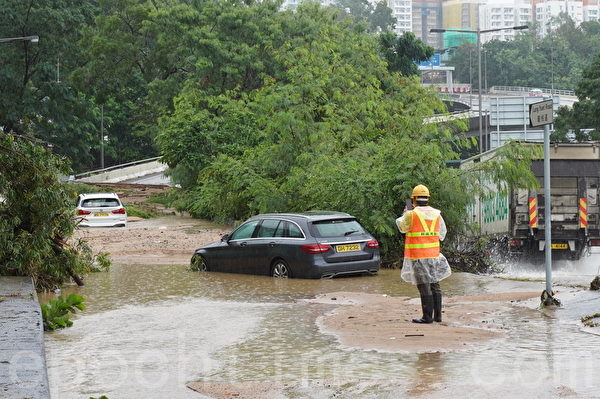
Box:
[0,135,94,290]
[41,294,86,330]
[125,204,158,219]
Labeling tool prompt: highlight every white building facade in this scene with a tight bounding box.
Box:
[388,0,414,33]
[480,0,532,41]
[536,0,583,35]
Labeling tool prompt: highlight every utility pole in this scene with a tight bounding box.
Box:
[100,105,104,169]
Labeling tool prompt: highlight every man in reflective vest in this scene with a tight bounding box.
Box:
[396,184,451,323]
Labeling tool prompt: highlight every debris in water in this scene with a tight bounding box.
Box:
[591,276,600,291]
[581,313,600,328]
[540,290,561,307]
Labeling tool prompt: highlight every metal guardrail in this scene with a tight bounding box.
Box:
[73,156,163,179]
[490,85,576,97]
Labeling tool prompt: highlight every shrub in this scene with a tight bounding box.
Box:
[41,294,86,330]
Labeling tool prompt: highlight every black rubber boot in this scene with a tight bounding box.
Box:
[433,293,442,322]
[412,295,434,324]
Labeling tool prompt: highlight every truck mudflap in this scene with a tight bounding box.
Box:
[507,237,591,261]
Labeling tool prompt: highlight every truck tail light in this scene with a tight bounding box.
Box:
[509,240,523,247]
[590,240,600,247]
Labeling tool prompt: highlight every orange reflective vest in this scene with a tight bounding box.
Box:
[404,209,441,260]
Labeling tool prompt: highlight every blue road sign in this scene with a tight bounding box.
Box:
[418,54,441,67]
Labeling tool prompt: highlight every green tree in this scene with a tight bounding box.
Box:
[0,135,91,290]
[0,0,100,171]
[157,3,534,255]
[553,54,600,141]
[333,0,395,33]
[378,32,434,75]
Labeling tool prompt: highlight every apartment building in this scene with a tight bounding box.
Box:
[387,0,414,33]
[536,0,583,35]
[480,0,532,41]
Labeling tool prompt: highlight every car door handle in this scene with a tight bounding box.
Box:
[240,242,247,247]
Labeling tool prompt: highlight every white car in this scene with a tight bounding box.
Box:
[76,193,127,227]
[528,88,543,97]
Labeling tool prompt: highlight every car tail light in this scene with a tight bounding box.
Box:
[509,240,523,247]
[112,208,126,214]
[301,244,331,254]
[77,209,91,215]
[591,240,600,247]
[366,239,380,248]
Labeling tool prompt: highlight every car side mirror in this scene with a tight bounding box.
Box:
[221,234,230,242]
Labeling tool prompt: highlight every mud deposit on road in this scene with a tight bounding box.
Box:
[73,216,229,264]
[311,291,539,353]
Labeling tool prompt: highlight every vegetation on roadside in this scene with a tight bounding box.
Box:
[41,294,86,331]
[67,183,111,195]
[125,204,159,219]
[0,134,99,290]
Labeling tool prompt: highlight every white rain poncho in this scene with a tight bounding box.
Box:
[396,205,452,285]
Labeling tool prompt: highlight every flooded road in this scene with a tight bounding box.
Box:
[44,257,600,398]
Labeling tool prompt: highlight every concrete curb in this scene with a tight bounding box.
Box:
[0,277,50,398]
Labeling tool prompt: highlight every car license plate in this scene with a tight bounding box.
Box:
[551,243,568,249]
[94,213,109,217]
[336,243,361,253]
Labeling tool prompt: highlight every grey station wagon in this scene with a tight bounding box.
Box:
[191,211,381,278]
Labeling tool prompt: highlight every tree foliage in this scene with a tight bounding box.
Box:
[553,53,600,141]
[0,135,91,290]
[153,2,537,257]
[332,0,395,33]
[447,18,600,92]
[378,32,434,75]
[0,0,100,171]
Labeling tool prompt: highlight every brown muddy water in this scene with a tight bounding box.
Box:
[44,255,600,398]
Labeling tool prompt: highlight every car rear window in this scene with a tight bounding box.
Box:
[257,219,280,238]
[81,198,120,208]
[273,221,304,238]
[311,219,366,238]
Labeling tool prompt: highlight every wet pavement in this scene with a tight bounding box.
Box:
[0,277,50,399]
[43,256,600,398]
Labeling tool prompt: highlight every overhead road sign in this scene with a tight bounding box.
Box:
[529,99,554,127]
[418,54,441,67]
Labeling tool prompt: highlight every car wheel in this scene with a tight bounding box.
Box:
[271,259,290,278]
[191,254,208,272]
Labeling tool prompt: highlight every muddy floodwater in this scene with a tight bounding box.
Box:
[44,250,600,398]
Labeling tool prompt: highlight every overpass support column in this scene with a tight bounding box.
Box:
[446,70,453,94]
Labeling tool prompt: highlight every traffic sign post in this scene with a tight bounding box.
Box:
[530,99,561,306]
[529,99,554,127]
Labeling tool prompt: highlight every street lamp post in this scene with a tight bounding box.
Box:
[0,35,39,44]
[431,25,528,153]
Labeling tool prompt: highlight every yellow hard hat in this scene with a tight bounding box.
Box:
[411,184,430,199]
